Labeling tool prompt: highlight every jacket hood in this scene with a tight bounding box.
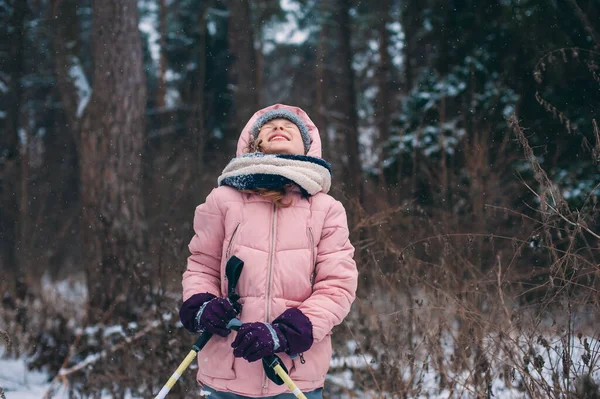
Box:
[236,104,322,158]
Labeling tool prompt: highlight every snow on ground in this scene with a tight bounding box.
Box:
[325,333,600,398]
[0,348,138,399]
[3,333,599,398]
[3,276,599,399]
[0,354,60,399]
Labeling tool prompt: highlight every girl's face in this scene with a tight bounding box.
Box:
[256,118,306,155]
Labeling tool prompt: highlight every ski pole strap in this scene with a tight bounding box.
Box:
[225,256,244,301]
[155,257,245,399]
[262,354,288,386]
[194,255,243,352]
[154,349,197,399]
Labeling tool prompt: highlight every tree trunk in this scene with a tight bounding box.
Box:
[398,0,419,201]
[18,125,30,278]
[227,0,258,153]
[51,0,86,145]
[189,6,209,199]
[255,27,264,107]
[332,0,362,206]
[44,118,79,280]
[400,1,420,92]
[156,0,167,109]
[49,0,85,284]
[0,0,27,290]
[80,0,148,321]
[375,0,392,199]
[315,1,330,158]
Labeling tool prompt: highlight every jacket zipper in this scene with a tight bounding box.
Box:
[308,227,315,286]
[263,203,277,390]
[293,228,314,374]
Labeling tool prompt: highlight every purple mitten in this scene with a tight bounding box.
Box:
[231,322,287,362]
[231,308,314,362]
[179,292,216,333]
[179,293,241,336]
[272,308,314,355]
[198,297,242,337]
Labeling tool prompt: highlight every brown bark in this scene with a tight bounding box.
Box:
[51,0,84,144]
[49,0,85,285]
[333,0,362,206]
[189,6,209,199]
[80,0,148,321]
[0,0,27,288]
[227,0,259,150]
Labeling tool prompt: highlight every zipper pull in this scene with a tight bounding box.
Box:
[299,353,306,364]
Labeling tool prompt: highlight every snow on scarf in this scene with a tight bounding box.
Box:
[217,153,332,196]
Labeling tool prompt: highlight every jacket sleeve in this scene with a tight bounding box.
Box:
[182,188,225,302]
[298,200,358,342]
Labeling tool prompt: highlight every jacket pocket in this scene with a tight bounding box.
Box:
[197,335,236,380]
[225,222,241,259]
[307,227,316,286]
[289,335,331,382]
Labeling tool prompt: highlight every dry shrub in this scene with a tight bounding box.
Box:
[327,117,599,398]
[0,222,204,399]
[2,100,598,399]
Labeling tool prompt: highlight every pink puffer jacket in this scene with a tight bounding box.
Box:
[182,104,358,397]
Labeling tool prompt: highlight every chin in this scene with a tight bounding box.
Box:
[265,144,291,154]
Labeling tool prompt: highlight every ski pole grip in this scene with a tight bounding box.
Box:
[227,318,242,331]
[192,331,213,352]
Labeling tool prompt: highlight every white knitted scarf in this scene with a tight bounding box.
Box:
[217,153,332,196]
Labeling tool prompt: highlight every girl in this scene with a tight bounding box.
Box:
[179,104,358,398]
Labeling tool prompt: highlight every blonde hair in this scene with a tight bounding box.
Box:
[247,135,263,153]
[243,137,294,208]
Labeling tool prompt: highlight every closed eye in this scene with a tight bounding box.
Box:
[259,124,275,131]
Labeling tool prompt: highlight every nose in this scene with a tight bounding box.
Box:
[273,121,286,130]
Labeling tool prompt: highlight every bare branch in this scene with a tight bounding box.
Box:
[568,0,600,49]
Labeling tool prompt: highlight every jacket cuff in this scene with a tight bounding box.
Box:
[272,308,314,355]
[263,322,288,352]
[179,292,216,332]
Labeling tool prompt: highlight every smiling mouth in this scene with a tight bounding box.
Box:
[269,135,289,142]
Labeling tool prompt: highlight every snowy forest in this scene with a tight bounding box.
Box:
[1,0,600,397]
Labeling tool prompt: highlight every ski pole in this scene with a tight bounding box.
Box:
[226,319,308,399]
[154,331,212,399]
[154,256,244,399]
[264,355,308,399]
